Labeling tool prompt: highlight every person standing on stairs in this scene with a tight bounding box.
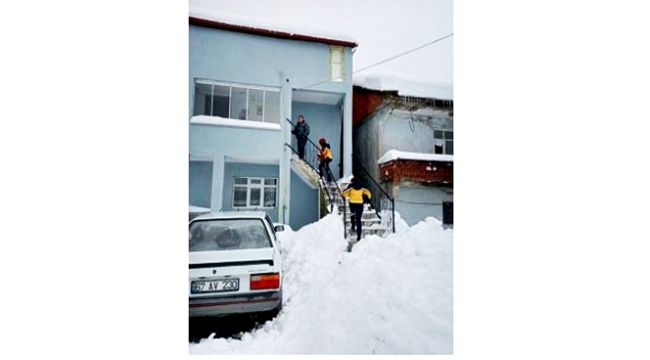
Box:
[291,114,310,160]
[342,177,372,242]
[318,137,333,182]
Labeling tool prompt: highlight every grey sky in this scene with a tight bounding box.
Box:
[190,0,453,83]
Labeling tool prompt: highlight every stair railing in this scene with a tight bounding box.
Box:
[284,142,335,215]
[286,118,347,236]
[352,153,396,233]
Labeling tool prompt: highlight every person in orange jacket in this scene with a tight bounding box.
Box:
[318,137,333,182]
[342,177,372,242]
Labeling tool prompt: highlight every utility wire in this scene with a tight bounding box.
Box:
[301,32,453,89]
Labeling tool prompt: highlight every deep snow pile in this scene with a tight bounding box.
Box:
[189,214,452,354]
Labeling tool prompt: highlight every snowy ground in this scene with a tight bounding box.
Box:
[189,213,453,354]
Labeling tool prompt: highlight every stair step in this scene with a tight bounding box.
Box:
[344,217,381,223]
[345,228,389,239]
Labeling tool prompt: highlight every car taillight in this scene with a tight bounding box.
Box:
[250,273,280,290]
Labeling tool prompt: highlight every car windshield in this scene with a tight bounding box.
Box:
[189,218,272,252]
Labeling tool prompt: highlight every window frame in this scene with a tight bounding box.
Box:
[433,129,454,155]
[194,78,280,122]
[232,176,278,209]
[329,46,345,82]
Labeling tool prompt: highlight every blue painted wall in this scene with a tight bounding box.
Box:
[189,25,353,117]
[290,170,319,230]
[190,123,281,160]
[189,161,213,207]
[291,102,342,179]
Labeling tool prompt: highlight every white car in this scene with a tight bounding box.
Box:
[189,211,284,318]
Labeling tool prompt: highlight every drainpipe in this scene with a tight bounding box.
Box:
[343,89,353,177]
[278,73,292,225]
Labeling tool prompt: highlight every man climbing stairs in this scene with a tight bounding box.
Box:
[323,180,389,242]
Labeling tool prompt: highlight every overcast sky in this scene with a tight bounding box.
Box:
[190,0,453,84]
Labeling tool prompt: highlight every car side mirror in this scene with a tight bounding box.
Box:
[273,223,286,233]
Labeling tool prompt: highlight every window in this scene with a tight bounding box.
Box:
[434,130,453,155]
[232,177,278,209]
[189,219,272,252]
[193,79,281,122]
[329,46,344,81]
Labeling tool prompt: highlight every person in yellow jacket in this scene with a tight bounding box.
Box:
[342,177,372,242]
[318,137,333,182]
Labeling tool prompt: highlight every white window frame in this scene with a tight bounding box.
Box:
[329,46,344,82]
[433,129,453,155]
[194,78,280,122]
[232,177,278,209]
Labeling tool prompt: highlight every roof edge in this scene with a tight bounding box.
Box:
[189,16,358,48]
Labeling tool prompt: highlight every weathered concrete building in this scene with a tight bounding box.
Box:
[352,73,453,226]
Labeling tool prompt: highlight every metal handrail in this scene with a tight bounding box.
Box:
[287,117,395,234]
[352,153,396,233]
[284,143,334,214]
[286,118,348,237]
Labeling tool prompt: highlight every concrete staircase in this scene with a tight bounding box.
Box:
[290,154,389,248]
[322,181,389,243]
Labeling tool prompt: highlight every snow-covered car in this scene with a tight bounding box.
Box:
[189,211,284,318]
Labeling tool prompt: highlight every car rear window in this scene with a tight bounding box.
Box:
[189,218,272,252]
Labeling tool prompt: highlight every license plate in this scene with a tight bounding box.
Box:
[191,278,239,294]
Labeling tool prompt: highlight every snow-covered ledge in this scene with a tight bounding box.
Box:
[190,115,281,131]
[377,149,453,164]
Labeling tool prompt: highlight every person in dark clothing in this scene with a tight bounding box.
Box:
[291,114,310,159]
[342,177,372,242]
[318,137,333,182]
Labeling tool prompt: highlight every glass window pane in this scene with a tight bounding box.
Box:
[193,83,212,116]
[331,63,342,81]
[264,179,277,185]
[444,131,453,140]
[233,187,247,207]
[189,219,272,252]
[234,177,247,185]
[230,87,247,120]
[331,48,342,63]
[250,188,261,206]
[250,178,262,185]
[445,140,454,155]
[264,187,276,207]
[212,85,230,118]
[434,130,443,139]
[248,89,264,122]
[264,91,280,124]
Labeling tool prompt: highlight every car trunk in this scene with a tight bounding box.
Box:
[189,248,276,297]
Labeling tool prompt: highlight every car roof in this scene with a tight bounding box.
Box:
[190,211,269,222]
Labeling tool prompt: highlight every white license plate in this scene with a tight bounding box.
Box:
[191,278,239,294]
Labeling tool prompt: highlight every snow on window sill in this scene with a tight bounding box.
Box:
[190,115,281,131]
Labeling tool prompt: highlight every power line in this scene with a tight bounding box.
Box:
[354,33,453,74]
[301,32,453,89]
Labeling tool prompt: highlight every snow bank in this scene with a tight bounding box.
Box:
[190,213,453,354]
[190,6,357,45]
[377,149,454,164]
[190,115,281,131]
[354,72,453,100]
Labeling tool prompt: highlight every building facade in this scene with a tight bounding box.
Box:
[189,9,357,229]
[353,80,453,226]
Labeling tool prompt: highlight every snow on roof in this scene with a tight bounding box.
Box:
[190,115,281,131]
[190,6,357,47]
[377,149,453,164]
[354,72,453,100]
